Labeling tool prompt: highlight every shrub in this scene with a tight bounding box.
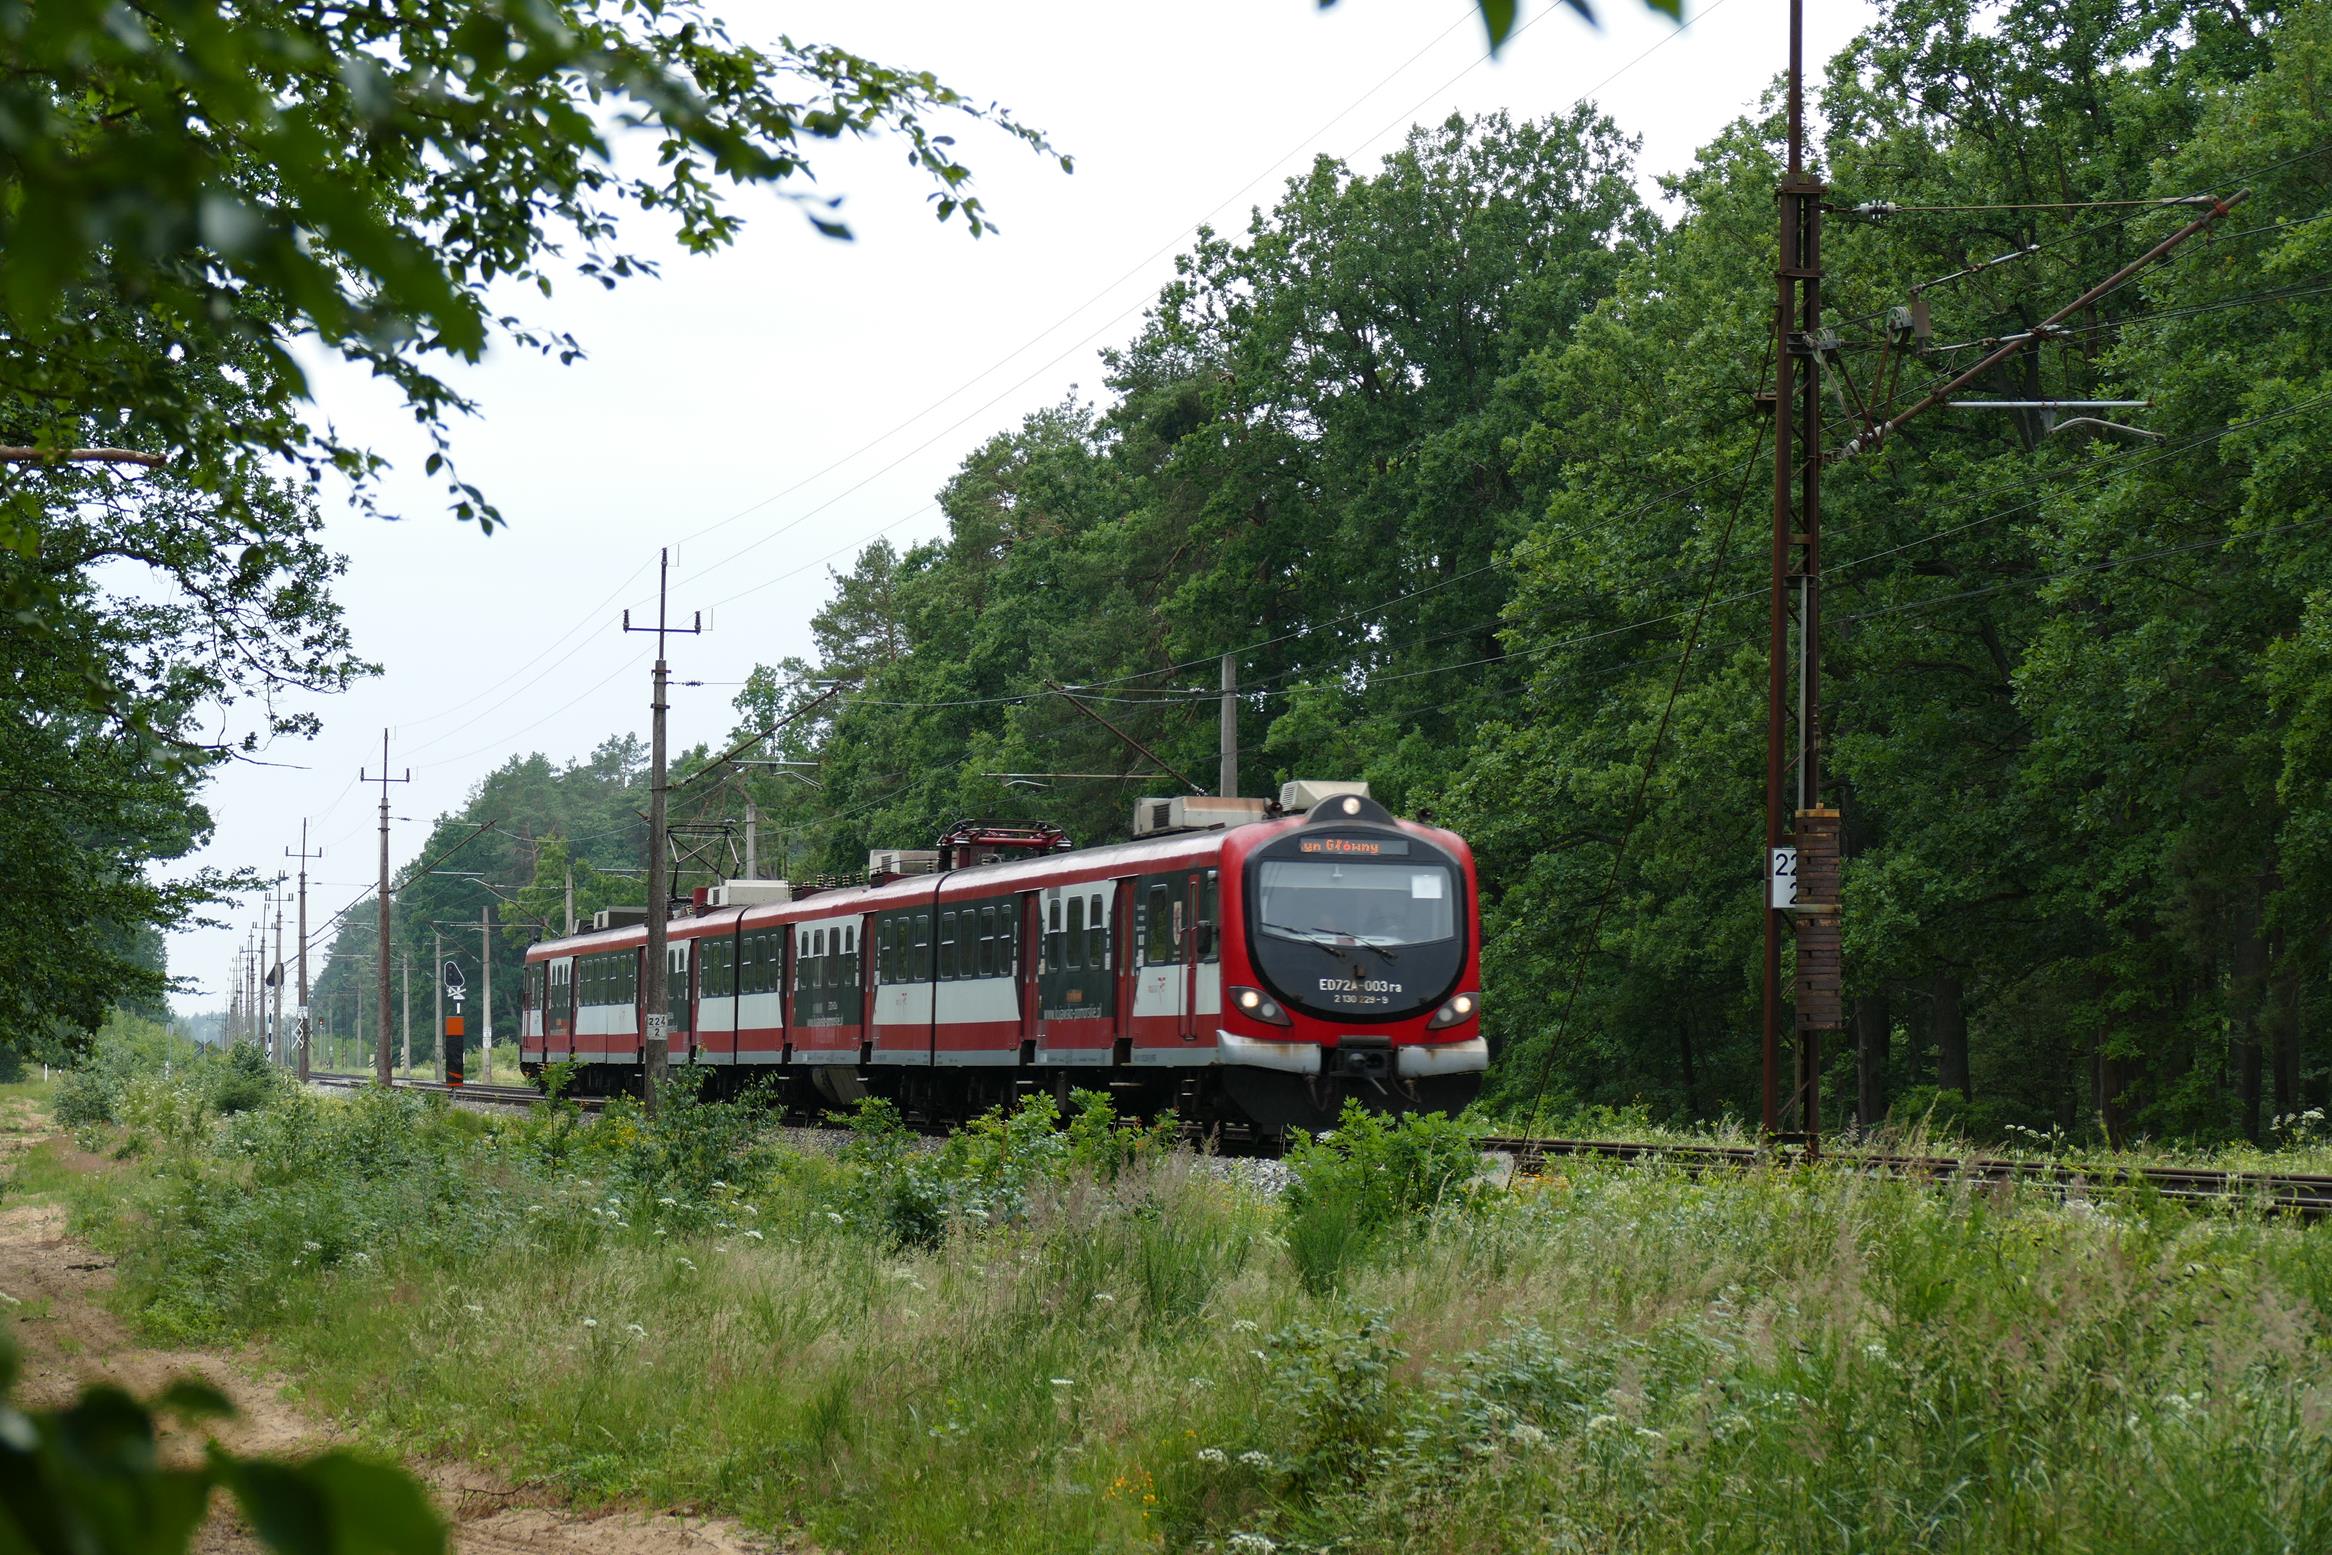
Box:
[1282,1102,1482,1291]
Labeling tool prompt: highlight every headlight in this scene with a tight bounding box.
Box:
[1426,992,1479,1030]
[1228,985,1291,1027]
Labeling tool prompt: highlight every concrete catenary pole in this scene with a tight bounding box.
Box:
[623,547,700,1117]
[433,927,445,1082]
[271,877,286,1065]
[362,729,410,1087]
[289,821,321,1081]
[481,905,493,1083]
[1219,654,1238,798]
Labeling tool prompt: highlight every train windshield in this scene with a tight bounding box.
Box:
[1254,859,1457,948]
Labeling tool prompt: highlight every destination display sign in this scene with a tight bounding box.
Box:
[1297,836,1409,857]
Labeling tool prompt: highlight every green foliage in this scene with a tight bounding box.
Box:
[48,1075,2332,1554]
[0,1350,441,1554]
[1283,1103,1484,1291]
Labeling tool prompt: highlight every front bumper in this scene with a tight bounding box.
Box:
[1214,1030,1490,1078]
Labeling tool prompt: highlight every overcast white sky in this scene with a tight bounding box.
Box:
[172,0,1879,1013]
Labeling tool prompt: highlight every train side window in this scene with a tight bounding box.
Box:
[1088,892,1107,970]
[1144,881,1174,965]
[879,920,895,986]
[974,907,992,977]
[910,911,929,980]
[1197,873,1220,963]
[1066,895,1084,969]
[939,912,957,981]
[1045,897,1062,973]
[844,926,858,993]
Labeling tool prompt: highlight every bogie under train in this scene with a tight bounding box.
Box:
[519,783,1484,1132]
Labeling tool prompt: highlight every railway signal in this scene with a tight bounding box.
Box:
[443,957,467,1087]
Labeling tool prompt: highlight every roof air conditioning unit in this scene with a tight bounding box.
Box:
[1133,796,1273,836]
[592,905,650,931]
[867,848,942,878]
[1278,779,1372,813]
[708,880,793,908]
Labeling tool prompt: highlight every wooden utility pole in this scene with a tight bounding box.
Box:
[288,823,322,1081]
[1219,654,1238,798]
[401,953,412,1075]
[1763,0,1828,1149]
[362,729,411,1087]
[622,548,700,1116]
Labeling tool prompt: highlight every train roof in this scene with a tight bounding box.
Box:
[523,808,1469,959]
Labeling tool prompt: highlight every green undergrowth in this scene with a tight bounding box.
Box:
[29,1079,2332,1554]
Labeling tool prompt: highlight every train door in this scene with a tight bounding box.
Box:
[1017,892,1041,1062]
[1133,875,1185,1044]
[666,940,692,1062]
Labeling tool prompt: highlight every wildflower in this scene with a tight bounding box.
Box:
[1197,1448,1228,1466]
[826,1211,845,1225]
[742,1228,765,1241]
[710,1179,728,1190]
[657,1197,678,1208]
[1634,1427,1665,1442]
[652,1228,668,1238]
[1090,1292,1116,1305]
[1586,1414,1617,1432]
[1230,1318,1258,1333]
[1189,1377,1214,1390]
[301,1240,323,1254]
[462,1303,485,1316]
[582,1317,599,1329]
[1237,1450,1272,1470]
[626,1323,646,1337]
[742,1204,758,1216]
[677,1256,697,1271]
[1226,1534,1277,1555]
[713,1243,729,1254]
[1050,1378,1073,1388]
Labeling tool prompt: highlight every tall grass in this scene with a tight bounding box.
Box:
[35,1084,2332,1553]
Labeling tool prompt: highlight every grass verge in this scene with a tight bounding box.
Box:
[23,1066,2332,1553]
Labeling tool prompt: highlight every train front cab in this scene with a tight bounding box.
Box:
[1209,793,1485,1130]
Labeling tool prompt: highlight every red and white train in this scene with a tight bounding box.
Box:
[519,784,1485,1131]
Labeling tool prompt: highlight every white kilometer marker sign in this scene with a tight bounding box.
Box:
[1768,846,1798,911]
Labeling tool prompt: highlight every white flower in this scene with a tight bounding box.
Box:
[1196,1447,1228,1466]
[676,1256,696,1271]
[710,1179,729,1190]
[652,1227,667,1238]
[825,1211,845,1225]
[626,1323,646,1337]
[301,1240,323,1254]
[1189,1377,1214,1390]
[1237,1450,1273,1470]
[1230,1318,1258,1334]
[1050,1377,1073,1388]
[742,1204,758,1216]
[1586,1413,1618,1432]
[657,1197,678,1208]
[462,1303,484,1316]
[742,1228,764,1241]
[582,1317,599,1328]
[1227,1534,1278,1555]
[1090,1292,1115,1305]
[525,1204,544,1214]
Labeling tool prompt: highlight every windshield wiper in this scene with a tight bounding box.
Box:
[1258,922,1399,962]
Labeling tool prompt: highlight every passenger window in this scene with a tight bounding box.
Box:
[978,907,996,977]
[1066,895,1084,969]
[1198,874,1220,963]
[939,913,956,981]
[912,912,931,979]
[1046,898,1063,973]
[1145,882,1174,965]
[1088,893,1107,970]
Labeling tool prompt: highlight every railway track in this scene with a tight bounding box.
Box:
[1483,1135,2332,1218]
[304,1076,2332,1217]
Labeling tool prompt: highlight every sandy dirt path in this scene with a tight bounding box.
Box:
[0,1102,775,1555]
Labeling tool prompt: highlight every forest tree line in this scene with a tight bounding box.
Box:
[305,0,2328,1141]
